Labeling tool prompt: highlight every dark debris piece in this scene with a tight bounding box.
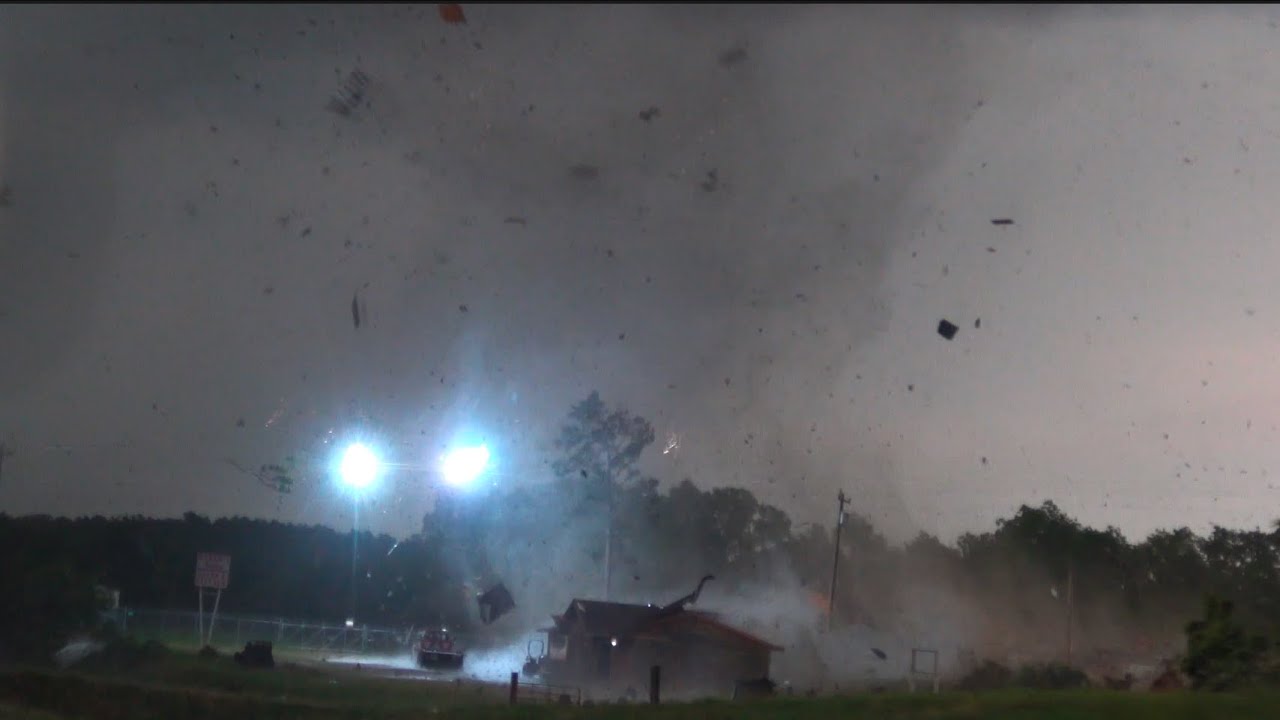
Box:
[438,3,466,24]
[504,216,527,226]
[638,106,661,123]
[937,319,959,340]
[974,318,981,329]
[0,184,11,207]
[990,218,1014,226]
[477,582,515,624]
[719,46,748,67]
[351,294,361,329]
[871,648,887,660]
[701,169,719,192]
[569,164,600,180]
[327,69,371,117]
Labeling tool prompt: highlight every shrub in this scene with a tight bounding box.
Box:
[1183,595,1275,691]
[956,660,1012,691]
[0,558,101,664]
[1014,662,1090,689]
[72,637,170,672]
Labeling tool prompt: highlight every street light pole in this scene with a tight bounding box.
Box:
[336,442,380,626]
[828,490,849,631]
[349,497,359,624]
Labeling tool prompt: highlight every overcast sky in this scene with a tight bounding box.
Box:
[4,4,1280,543]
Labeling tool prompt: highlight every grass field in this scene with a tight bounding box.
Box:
[2,644,1279,719]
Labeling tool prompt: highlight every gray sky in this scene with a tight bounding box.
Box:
[3,4,1280,543]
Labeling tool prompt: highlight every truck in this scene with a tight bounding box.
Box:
[416,628,464,670]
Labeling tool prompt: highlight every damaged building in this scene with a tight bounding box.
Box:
[527,576,782,699]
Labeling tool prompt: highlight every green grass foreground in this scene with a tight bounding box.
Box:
[2,650,1280,720]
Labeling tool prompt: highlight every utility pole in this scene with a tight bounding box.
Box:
[0,443,11,488]
[1065,559,1075,665]
[828,490,849,631]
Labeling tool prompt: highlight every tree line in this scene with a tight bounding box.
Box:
[3,391,1279,670]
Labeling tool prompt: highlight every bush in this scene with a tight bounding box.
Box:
[955,660,1089,691]
[956,660,1012,691]
[0,558,101,664]
[71,637,170,672]
[1014,662,1090,689]
[197,645,220,659]
[1183,595,1276,691]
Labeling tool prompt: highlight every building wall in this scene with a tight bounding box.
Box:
[543,626,774,700]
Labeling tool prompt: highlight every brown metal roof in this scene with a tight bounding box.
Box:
[651,610,784,652]
[557,599,663,637]
[551,599,782,652]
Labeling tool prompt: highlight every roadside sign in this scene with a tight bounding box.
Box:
[195,552,231,589]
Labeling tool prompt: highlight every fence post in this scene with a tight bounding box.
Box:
[650,665,661,704]
[509,672,518,705]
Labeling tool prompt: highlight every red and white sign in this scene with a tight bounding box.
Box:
[195,552,231,589]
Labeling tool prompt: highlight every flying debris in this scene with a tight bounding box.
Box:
[569,164,600,181]
[225,458,295,494]
[871,648,887,660]
[990,218,1014,226]
[264,401,286,428]
[701,169,719,192]
[351,293,361,329]
[638,106,661,123]
[663,433,680,455]
[438,3,466,24]
[719,46,748,67]
[937,319,959,340]
[0,184,11,207]
[477,582,516,624]
[326,69,371,117]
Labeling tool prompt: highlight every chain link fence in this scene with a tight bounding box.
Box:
[113,607,421,655]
